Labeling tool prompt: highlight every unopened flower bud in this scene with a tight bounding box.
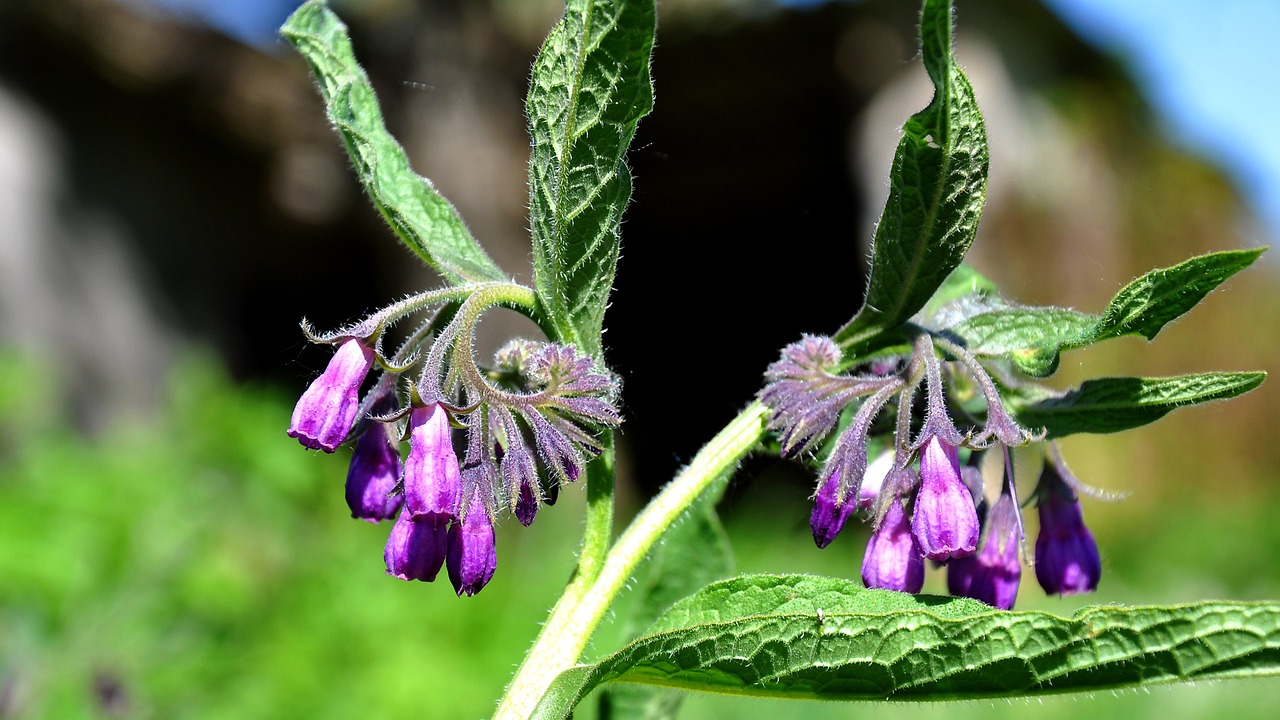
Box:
[447,492,498,596]
[1034,479,1101,595]
[288,338,374,452]
[811,471,855,549]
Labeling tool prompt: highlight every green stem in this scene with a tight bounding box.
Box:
[578,435,616,583]
[493,402,769,720]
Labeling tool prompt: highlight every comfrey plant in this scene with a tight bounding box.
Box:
[280,0,1278,717]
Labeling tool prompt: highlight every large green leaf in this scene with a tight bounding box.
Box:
[1009,371,1266,438]
[946,249,1265,376]
[834,0,988,352]
[527,0,656,356]
[280,2,506,284]
[534,574,1280,717]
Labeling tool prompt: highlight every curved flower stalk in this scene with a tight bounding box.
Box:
[758,325,1106,607]
[286,281,620,596]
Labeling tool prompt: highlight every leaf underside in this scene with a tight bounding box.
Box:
[535,575,1280,717]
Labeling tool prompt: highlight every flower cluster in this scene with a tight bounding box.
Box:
[286,288,620,596]
[760,334,1102,609]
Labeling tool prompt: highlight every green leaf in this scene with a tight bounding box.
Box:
[834,0,988,351]
[947,249,1265,376]
[945,306,1101,376]
[535,574,1280,716]
[527,0,656,356]
[921,262,999,318]
[1093,247,1265,341]
[281,2,505,285]
[1009,371,1266,438]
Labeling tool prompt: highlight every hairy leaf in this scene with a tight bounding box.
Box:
[946,249,1265,376]
[835,0,988,351]
[535,574,1280,716]
[1009,371,1266,438]
[528,0,656,356]
[281,2,505,284]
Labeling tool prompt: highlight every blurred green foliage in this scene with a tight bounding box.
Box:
[2,348,1277,718]
[0,351,590,719]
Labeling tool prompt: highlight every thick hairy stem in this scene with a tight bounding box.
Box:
[492,403,769,720]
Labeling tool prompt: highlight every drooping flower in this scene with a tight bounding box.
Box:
[808,381,903,548]
[947,490,1022,609]
[911,435,979,560]
[345,420,403,522]
[861,497,925,593]
[288,338,375,452]
[1034,460,1101,595]
[384,510,447,582]
[403,403,462,523]
[447,490,498,596]
[810,470,856,549]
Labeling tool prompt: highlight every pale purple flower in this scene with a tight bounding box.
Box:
[288,338,374,452]
[404,403,462,522]
[856,451,894,510]
[861,498,925,593]
[384,510,447,582]
[911,435,979,560]
[447,492,497,596]
[345,421,403,522]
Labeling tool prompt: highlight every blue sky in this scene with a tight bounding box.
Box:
[1042,0,1280,244]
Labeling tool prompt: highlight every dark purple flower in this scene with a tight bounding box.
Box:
[288,338,375,452]
[861,497,925,593]
[384,510,447,582]
[404,403,462,523]
[811,470,856,549]
[947,492,1022,609]
[1035,480,1101,596]
[515,480,538,527]
[345,422,403,522]
[911,435,979,560]
[447,492,497,596]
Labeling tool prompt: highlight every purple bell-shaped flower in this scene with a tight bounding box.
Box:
[861,497,925,593]
[1034,474,1101,596]
[947,491,1022,609]
[384,510,447,582]
[345,421,403,522]
[447,491,498,596]
[404,403,462,523]
[288,338,375,452]
[911,435,979,560]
